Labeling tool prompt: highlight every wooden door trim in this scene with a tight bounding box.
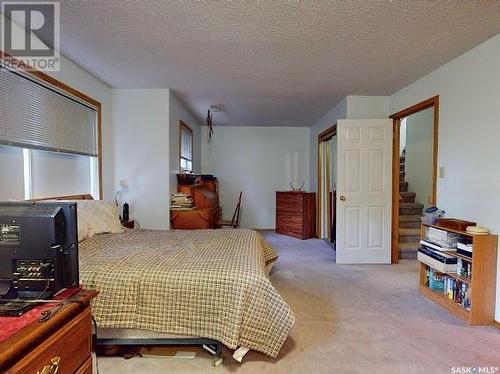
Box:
[0,51,103,198]
[389,95,439,263]
[316,124,337,238]
[318,125,337,142]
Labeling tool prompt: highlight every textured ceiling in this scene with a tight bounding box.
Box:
[40,1,500,125]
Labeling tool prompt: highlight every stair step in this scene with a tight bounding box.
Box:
[400,164,405,171]
[400,208,424,215]
[400,192,416,198]
[399,181,408,192]
[399,214,422,222]
[400,171,405,179]
[399,234,421,242]
[399,241,419,258]
[399,228,421,242]
[399,220,421,228]
[400,191,416,203]
[400,203,424,209]
[398,241,420,254]
[400,196,415,203]
[399,228,420,235]
[400,251,418,259]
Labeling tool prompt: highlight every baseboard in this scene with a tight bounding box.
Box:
[495,320,500,329]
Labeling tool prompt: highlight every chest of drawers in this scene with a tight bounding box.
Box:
[276,191,316,239]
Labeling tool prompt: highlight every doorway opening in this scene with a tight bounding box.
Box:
[317,124,337,244]
[390,96,439,263]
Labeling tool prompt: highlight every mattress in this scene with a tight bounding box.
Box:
[79,228,295,358]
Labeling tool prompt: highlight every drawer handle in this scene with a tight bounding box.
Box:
[37,356,61,374]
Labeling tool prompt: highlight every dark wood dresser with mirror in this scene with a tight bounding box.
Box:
[276,191,316,239]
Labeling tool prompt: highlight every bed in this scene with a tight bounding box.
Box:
[37,195,295,363]
[79,228,295,359]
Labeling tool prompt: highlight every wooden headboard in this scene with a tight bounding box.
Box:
[30,194,95,202]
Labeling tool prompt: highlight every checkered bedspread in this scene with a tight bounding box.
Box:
[79,229,295,358]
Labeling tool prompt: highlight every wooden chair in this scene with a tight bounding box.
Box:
[218,191,242,228]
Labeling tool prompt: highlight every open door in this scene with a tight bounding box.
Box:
[336,119,393,264]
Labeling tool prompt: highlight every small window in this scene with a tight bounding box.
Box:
[179,121,193,172]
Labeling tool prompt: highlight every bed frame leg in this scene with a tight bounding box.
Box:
[213,343,223,367]
[203,343,223,366]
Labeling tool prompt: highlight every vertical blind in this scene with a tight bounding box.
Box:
[0,67,98,156]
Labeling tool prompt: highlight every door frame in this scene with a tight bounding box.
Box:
[389,95,439,263]
[317,124,337,239]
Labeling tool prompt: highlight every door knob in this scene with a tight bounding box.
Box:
[339,195,346,201]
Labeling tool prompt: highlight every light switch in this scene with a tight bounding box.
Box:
[439,166,445,179]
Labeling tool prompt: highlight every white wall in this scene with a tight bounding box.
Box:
[404,108,434,207]
[168,93,202,195]
[309,97,347,191]
[390,33,500,321]
[201,126,310,229]
[347,95,390,119]
[111,89,170,230]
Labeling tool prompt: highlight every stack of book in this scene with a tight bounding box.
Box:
[420,225,474,311]
[457,258,472,279]
[170,193,194,210]
[444,277,471,310]
[424,226,460,251]
[426,267,471,310]
[457,240,473,258]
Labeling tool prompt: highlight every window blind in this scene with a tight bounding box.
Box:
[180,127,192,160]
[0,68,98,157]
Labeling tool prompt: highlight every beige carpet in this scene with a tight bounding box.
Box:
[96,231,500,374]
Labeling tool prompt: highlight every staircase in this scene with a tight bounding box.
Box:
[398,151,424,259]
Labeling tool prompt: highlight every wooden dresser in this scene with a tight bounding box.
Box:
[276,191,316,239]
[0,290,97,374]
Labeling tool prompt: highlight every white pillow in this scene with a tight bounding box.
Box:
[76,200,124,240]
[40,199,124,242]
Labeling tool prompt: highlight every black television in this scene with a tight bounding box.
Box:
[0,201,79,315]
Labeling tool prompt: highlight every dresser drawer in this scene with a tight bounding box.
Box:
[276,213,304,238]
[7,307,92,374]
[276,193,304,213]
[75,357,92,374]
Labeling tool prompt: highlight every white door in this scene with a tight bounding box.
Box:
[336,119,392,263]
